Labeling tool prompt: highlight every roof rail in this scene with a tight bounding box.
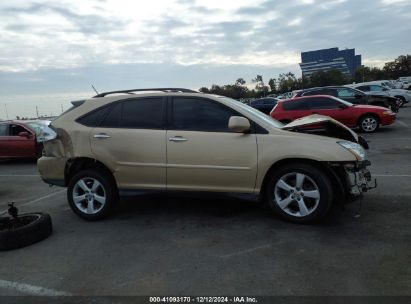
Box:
[93,88,198,98]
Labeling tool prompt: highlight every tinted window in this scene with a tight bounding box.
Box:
[0,124,8,136]
[100,103,122,128]
[121,98,164,129]
[306,97,341,109]
[263,99,277,105]
[172,97,238,132]
[78,106,111,127]
[369,85,384,92]
[337,88,357,98]
[356,86,370,92]
[303,89,337,97]
[282,100,308,110]
[250,99,262,105]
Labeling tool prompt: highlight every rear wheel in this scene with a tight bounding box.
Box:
[67,169,118,221]
[265,163,333,223]
[358,115,379,133]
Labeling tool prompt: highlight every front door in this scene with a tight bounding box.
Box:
[166,97,258,193]
[7,124,36,157]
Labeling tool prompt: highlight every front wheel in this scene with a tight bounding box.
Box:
[67,169,118,221]
[358,115,379,133]
[265,163,333,223]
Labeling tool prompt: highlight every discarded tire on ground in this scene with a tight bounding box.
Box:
[0,213,52,251]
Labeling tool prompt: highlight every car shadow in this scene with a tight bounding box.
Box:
[115,191,355,227]
[0,158,37,165]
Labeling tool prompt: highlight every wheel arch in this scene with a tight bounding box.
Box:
[259,158,345,204]
[357,112,381,126]
[65,157,116,186]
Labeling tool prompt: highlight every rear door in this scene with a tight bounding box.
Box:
[282,99,311,120]
[166,96,258,193]
[305,97,354,126]
[89,97,167,190]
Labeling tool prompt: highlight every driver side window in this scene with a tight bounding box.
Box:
[171,98,240,132]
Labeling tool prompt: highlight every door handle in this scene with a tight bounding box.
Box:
[93,133,110,139]
[312,112,318,114]
[169,136,188,142]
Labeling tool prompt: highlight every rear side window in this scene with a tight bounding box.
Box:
[306,97,340,109]
[100,103,122,128]
[172,97,238,132]
[282,100,308,110]
[77,106,111,127]
[120,98,164,129]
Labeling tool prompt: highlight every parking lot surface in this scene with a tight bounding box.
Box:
[0,107,410,296]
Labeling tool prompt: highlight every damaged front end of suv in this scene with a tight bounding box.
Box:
[281,115,377,203]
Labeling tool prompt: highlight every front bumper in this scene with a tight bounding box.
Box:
[344,160,377,197]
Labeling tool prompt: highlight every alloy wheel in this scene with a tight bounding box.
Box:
[361,117,378,132]
[274,172,320,217]
[72,178,106,214]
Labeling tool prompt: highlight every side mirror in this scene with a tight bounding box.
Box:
[18,131,30,138]
[338,104,348,109]
[228,116,251,133]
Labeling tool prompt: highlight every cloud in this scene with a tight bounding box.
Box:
[0,0,411,117]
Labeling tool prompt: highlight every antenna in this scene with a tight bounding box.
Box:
[91,85,99,95]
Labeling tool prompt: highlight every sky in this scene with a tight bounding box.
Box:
[0,0,410,118]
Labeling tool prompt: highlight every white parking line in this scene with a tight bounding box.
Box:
[1,189,66,214]
[0,279,73,296]
[218,243,272,258]
[396,120,409,128]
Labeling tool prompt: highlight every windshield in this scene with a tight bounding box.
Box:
[219,97,284,128]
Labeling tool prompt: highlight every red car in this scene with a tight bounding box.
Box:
[270,95,396,133]
[0,121,50,159]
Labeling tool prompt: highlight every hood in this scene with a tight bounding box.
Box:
[281,114,369,149]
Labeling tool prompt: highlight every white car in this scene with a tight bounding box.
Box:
[346,82,411,106]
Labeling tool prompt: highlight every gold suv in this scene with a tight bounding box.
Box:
[38,88,375,223]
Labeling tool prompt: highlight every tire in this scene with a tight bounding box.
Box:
[358,115,379,133]
[396,96,405,108]
[265,163,333,223]
[67,169,118,221]
[0,213,52,251]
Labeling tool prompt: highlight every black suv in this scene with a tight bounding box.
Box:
[294,86,400,112]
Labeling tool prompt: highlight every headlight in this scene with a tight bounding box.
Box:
[338,141,366,161]
[382,110,393,115]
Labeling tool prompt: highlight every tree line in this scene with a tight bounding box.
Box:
[199,54,411,99]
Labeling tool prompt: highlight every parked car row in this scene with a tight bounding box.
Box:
[247,83,405,133]
[345,81,411,107]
